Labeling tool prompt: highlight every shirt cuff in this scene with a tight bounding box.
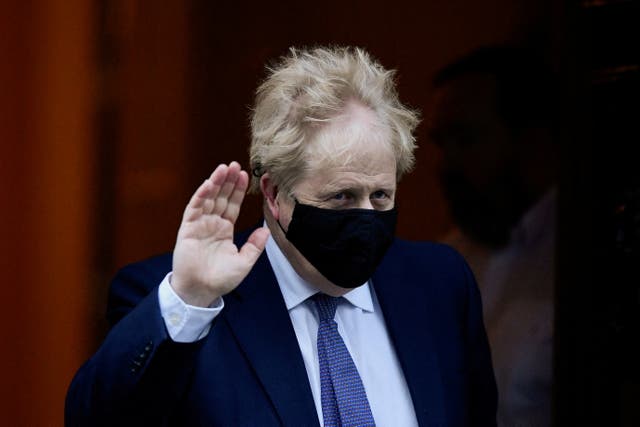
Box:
[157,272,224,343]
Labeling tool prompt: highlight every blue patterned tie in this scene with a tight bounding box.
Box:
[312,293,375,427]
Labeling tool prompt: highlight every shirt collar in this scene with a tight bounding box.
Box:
[264,229,374,313]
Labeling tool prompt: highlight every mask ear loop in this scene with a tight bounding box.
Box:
[275,197,300,236]
[276,218,288,236]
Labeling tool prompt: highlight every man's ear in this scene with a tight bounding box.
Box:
[260,173,280,220]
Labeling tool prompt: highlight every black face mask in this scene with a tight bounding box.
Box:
[279,201,397,288]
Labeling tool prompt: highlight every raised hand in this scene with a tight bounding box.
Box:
[171,161,270,307]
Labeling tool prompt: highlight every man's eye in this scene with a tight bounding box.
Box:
[332,192,347,200]
[371,190,388,199]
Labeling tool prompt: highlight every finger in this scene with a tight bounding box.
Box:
[182,178,213,222]
[182,164,228,221]
[212,161,241,216]
[206,164,231,211]
[221,170,249,222]
[238,227,270,266]
[191,164,229,209]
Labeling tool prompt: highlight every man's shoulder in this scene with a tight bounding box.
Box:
[380,238,473,294]
[387,237,466,267]
[106,252,173,325]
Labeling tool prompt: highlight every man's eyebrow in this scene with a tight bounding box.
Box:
[319,183,355,195]
[321,181,395,193]
[376,185,396,193]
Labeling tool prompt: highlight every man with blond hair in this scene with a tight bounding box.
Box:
[66,46,497,427]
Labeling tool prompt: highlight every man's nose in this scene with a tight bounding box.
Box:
[356,199,375,210]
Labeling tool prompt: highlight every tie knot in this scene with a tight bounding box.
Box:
[312,293,339,321]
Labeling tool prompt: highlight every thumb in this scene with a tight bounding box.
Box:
[238,227,271,266]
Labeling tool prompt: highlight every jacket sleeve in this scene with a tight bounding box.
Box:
[65,256,204,426]
[459,254,498,426]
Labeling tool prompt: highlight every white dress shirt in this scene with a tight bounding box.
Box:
[158,234,418,427]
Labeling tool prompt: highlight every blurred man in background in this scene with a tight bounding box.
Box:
[429,46,559,427]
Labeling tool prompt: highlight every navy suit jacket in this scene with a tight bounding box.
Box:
[66,230,497,426]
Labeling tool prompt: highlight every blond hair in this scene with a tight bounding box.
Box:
[249,46,420,194]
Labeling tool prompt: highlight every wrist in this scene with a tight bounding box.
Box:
[170,274,220,308]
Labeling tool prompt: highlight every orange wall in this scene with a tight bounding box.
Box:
[0,1,95,425]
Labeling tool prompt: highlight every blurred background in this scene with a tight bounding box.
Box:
[1,0,638,425]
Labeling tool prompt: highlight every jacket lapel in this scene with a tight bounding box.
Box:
[222,252,320,426]
[372,248,447,427]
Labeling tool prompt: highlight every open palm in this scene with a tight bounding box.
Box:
[171,162,270,307]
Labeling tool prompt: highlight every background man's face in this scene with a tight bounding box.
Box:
[430,74,512,194]
[429,73,527,248]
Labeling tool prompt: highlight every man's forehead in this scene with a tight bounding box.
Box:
[297,158,397,195]
[307,134,395,175]
[303,138,397,188]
